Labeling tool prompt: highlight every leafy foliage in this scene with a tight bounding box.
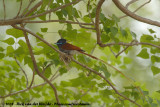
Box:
[0,0,160,107]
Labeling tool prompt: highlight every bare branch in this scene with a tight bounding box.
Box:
[95,0,105,44]
[74,17,95,30]
[125,0,138,8]
[24,20,93,25]
[23,1,43,17]
[3,0,6,20]
[120,0,151,19]
[112,0,160,27]
[72,58,141,107]
[0,0,82,26]
[20,0,35,17]
[16,0,23,18]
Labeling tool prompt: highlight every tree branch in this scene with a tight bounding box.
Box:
[95,0,105,44]
[72,58,141,107]
[0,0,82,26]
[23,0,43,17]
[24,20,93,25]
[16,0,23,18]
[120,0,151,19]
[112,0,160,27]
[0,69,60,98]
[12,24,60,105]
[3,0,6,20]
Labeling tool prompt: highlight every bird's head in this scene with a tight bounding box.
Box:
[55,39,67,46]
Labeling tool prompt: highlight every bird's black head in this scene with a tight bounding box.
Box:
[55,39,66,46]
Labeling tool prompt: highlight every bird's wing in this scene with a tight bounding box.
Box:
[61,43,84,52]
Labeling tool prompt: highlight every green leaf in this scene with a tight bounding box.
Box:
[6,28,23,38]
[59,67,67,75]
[0,53,5,59]
[41,28,48,32]
[3,38,15,45]
[110,27,118,36]
[112,14,120,23]
[148,29,155,34]
[101,33,110,43]
[44,67,51,78]
[6,46,14,56]
[120,28,128,38]
[123,57,132,64]
[137,48,149,59]
[140,34,154,42]
[83,16,91,23]
[151,66,160,75]
[151,55,160,64]
[0,47,4,52]
[130,31,137,38]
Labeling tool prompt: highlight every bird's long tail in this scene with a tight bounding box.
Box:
[80,51,133,82]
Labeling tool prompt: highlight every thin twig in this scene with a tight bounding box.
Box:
[3,0,6,20]
[72,58,141,107]
[73,86,93,104]
[87,0,94,24]
[42,63,53,74]
[112,0,160,27]
[125,0,138,8]
[115,40,137,58]
[14,56,29,87]
[20,0,35,17]
[16,0,23,18]
[47,0,52,20]
[120,0,151,19]
[23,1,43,17]
[109,46,116,57]
[74,17,95,30]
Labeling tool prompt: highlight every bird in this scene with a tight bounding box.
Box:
[55,39,130,79]
[55,38,97,59]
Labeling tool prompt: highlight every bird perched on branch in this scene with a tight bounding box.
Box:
[55,39,130,80]
[55,38,97,59]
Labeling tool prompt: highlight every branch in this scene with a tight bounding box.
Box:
[13,25,60,105]
[3,0,6,20]
[95,0,105,44]
[0,0,82,26]
[23,20,93,25]
[120,0,151,19]
[23,1,43,17]
[74,17,95,30]
[112,0,160,27]
[72,58,141,107]
[100,41,160,49]
[20,0,35,17]
[16,0,23,18]
[0,69,60,98]
[125,0,138,8]
[11,25,63,54]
